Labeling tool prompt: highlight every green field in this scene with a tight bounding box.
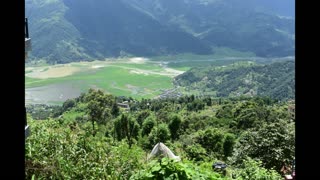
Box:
[148,47,257,71]
[25,58,182,104]
[25,54,289,105]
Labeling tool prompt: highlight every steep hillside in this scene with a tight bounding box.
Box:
[25,0,90,64]
[124,0,295,57]
[26,0,295,64]
[174,60,295,100]
[26,0,212,64]
[63,0,212,57]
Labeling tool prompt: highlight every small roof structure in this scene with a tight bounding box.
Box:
[213,162,227,169]
[147,142,181,161]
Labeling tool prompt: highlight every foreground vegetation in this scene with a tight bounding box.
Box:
[26,88,294,179]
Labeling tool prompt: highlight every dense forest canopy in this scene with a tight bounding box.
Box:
[26,89,295,179]
[174,60,295,101]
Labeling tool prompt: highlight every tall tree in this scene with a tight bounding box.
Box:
[223,133,236,159]
[114,114,140,148]
[111,101,120,118]
[168,114,182,140]
[85,88,113,136]
[141,116,156,137]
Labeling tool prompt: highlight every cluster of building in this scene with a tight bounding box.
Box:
[158,88,183,99]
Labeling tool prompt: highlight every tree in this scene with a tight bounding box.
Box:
[85,89,113,136]
[141,116,156,136]
[185,143,207,162]
[216,104,234,119]
[168,114,182,140]
[223,133,236,159]
[111,101,120,118]
[136,110,151,126]
[196,128,225,158]
[114,114,140,148]
[62,99,76,112]
[233,101,261,130]
[148,124,171,146]
[231,119,295,172]
[204,97,212,106]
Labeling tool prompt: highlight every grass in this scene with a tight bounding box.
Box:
[75,66,173,98]
[25,54,264,104]
[166,59,255,70]
[26,60,176,103]
[148,47,256,62]
[147,48,257,70]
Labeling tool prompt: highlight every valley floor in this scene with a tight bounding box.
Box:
[25,57,184,105]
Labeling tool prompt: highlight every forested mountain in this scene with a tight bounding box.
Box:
[174,60,295,101]
[26,0,294,64]
[26,89,295,179]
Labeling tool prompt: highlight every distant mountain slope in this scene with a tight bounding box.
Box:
[124,0,295,57]
[63,0,212,57]
[174,60,295,100]
[25,0,90,64]
[26,0,212,64]
[26,0,295,64]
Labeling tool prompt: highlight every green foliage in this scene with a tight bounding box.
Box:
[136,110,151,126]
[25,119,145,179]
[175,60,295,101]
[25,89,294,179]
[231,119,295,172]
[223,133,236,159]
[148,124,171,146]
[185,143,207,162]
[234,158,282,180]
[130,158,227,180]
[114,114,140,148]
[181,114,208,132]
[141,116,156,137]
[216,104,234,119]
[111,101,120,118]
[85,88,114,135]
[186,99,206,112]
[26,104,63,120]
[233,101,261,130]
[62,99,76,112]
[197,128,225,158]
[155,107,171,123]
[168,114,182,140]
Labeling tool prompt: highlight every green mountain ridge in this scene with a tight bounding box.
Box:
[26,0,295,64]
[174,60,295,101]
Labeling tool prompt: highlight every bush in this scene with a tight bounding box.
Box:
[142,116,156,136]
[185,143,207,162]
[130,158,227,180]
[148,124,171,146]
[234,158,282,180]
